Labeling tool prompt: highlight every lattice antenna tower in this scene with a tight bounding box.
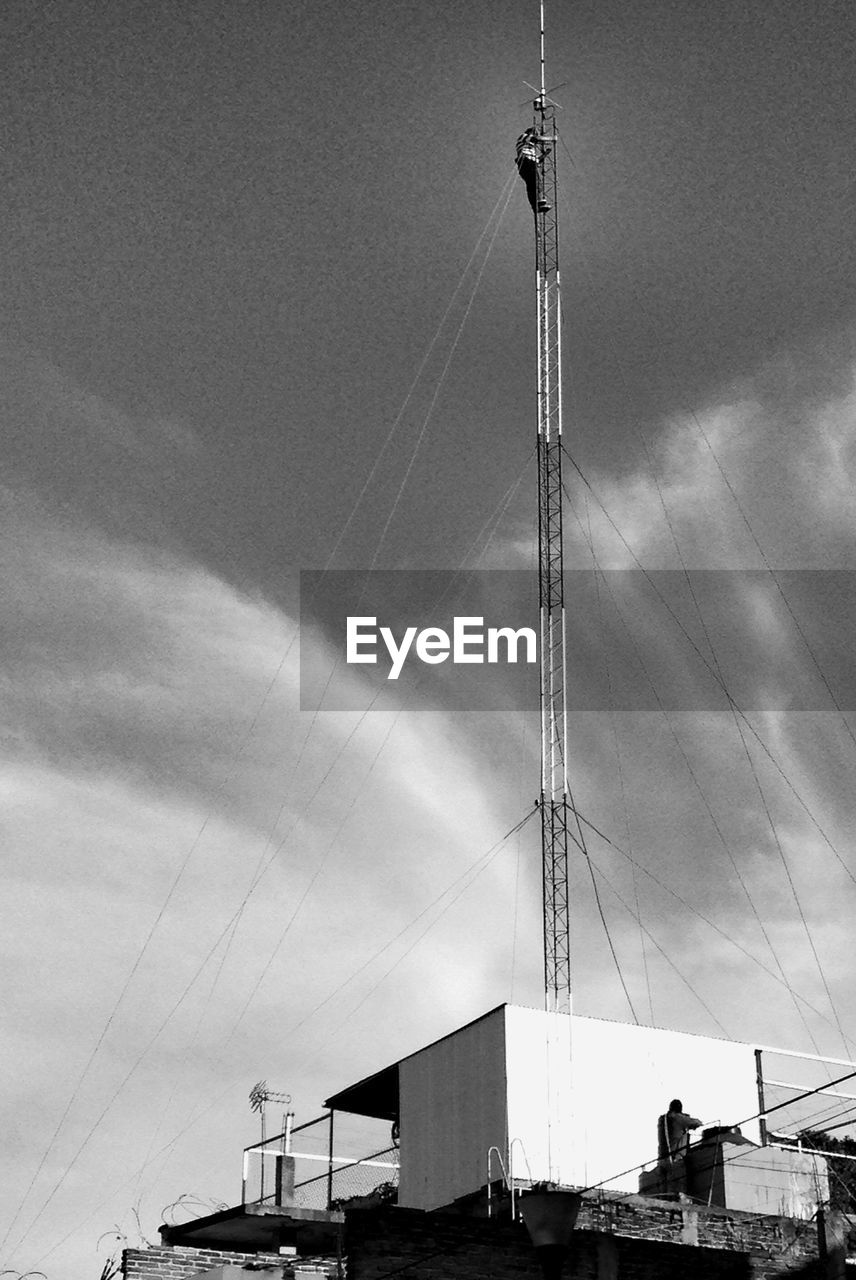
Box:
[531,0,571,1015]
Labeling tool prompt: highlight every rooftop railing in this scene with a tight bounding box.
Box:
[242,1111,398,1211]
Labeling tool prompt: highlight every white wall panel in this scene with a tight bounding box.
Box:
[506,1007,760,1191]
[398,1007,508,1210]
[504,1006,574,1186]
[397,1004,764,1206]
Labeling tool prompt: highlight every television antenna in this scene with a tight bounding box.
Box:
[249,1081,291,1146]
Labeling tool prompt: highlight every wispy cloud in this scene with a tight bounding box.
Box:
[1,460,541,1275]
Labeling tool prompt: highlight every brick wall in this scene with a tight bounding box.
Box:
[123,1193,845,1280]
[576,1192,821,1265]
[123,1244,339,1280]
[344,1198,834,1280]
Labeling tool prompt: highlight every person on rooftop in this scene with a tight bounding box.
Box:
[660,1098,702,1163]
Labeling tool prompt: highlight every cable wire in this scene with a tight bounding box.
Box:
[581,1065,856,1194]
[11,171,528,1252]
[0,621,299,1259]
[324,167,519,571]
[294,807,540,1072]
[558,145,850,1051]
[570,805,850,1040]
[368,182,519,570]
[17,434,544,1263]
[561,455,849,1049]
[585,492,653,1022]
[28,809,538,1269]
[558,132,856,758]
[562,442,856,893]
[577,844,729,1037]
[564,481,831,1055]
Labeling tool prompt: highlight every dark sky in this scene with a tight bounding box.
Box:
[2,2,856,1277]
[2,0,853,584]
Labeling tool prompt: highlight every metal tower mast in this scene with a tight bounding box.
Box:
[527,6,571,1016]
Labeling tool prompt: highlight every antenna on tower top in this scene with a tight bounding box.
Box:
[539,0,546,107]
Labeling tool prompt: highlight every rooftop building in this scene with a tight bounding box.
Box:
[122,1003,855,1280]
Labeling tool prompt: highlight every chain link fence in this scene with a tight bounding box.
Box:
[243,1112,398,1211]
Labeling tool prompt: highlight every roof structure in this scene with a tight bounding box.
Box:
[324,1004,507,1120]
[160,1202,343,1254]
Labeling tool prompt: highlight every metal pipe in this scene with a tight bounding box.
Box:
[753,1045,856,1069]
[764,1080,856,1103]
[291,1113,331,1135]
[755,1048,768,1147]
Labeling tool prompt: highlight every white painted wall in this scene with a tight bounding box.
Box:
[717,1145,828,1220]
[397,1004,763,1208]
[504,1006,574,1186]
[504,1007,761,1191]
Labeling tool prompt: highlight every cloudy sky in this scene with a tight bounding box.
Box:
[2,0,856,1275]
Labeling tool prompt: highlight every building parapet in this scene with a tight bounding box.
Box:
[124,1192,853,1279]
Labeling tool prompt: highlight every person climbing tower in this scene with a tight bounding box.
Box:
[515,126,552,214]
